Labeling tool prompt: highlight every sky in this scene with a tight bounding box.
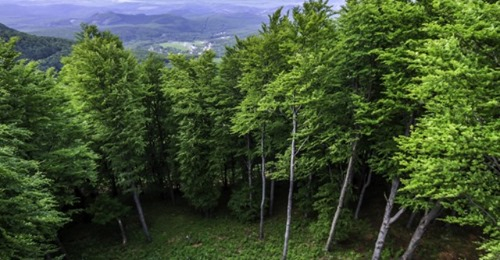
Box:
[4,0,309,6]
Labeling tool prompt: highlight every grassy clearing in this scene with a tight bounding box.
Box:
[63,199,367,259]
[159,41,193,52]
[62,193,480,260]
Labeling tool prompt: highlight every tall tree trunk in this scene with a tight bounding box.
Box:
[282,107,297,260]
[269,180,275,216]
[355,170,372,219]
[406,211,417,229]
[373,115,414,259]
[246,134,253,203]
[371,178,402,260]
[259,127,266,240]
[132,189,152,242]
[117,217,128,245]
[400,204,442,260]
[325,141,357,252]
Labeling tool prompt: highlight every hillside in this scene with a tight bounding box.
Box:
[0,23,72,70]
[0,2,279,58]
[33,10,265,57]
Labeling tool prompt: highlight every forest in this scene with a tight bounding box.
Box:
[0,0,498,259]
[0,23,72,70]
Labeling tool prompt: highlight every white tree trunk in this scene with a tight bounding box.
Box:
[355,170,372,219]
[117,217,127,245]
[325,141,357,251]
[406,211,417,229]
[133,189,152,242]
[371,178,401,260]
[400,204,441,260]
[282,107,297,260]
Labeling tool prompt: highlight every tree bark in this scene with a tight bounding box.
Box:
[400,203,442,260]
[133,189,152,242]
[117,217,128,245]
[355,170,372,219]
[371,178,401,260]
[325,141,357,252]
[373,115,414,259]
[282,107,297,260]
[406,211,417,229]
[259,127,266,240]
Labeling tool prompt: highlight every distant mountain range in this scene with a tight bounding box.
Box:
[0,23,72,70]
[0,1,344,59]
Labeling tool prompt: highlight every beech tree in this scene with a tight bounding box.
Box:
[0,38,67,258]
[60,25,152,242]
[163,51,223,214]
[141,53,177,202]
[395,1,499,257]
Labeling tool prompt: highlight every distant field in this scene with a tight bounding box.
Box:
[159,41,197,52]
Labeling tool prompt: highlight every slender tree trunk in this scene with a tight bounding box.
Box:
[325,141,357,252]
[132,189,152,242]
[117,217,128,245]
[259,127,266,240]
[373,115,414,259]
[269,180,275,216]
[355,170,372,219]
[372,178,401,260]
[400,204,442,260]
[246,134,253,203]
[282,107,297,260]
[406,211,417,229]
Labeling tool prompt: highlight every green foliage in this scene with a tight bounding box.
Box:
[1,0,497,258]
[87,195,131,225]
[163,51,223,212]
[228,185,261,222]
[141,53,177,194]
[61,24,147,192]
[392,1,500,257]
[310,181,354,242]
[0,124,67,259]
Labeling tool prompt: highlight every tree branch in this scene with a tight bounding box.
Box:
[389,207,405,225]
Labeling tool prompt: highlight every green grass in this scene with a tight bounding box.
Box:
[159,42,193,52]
[62,199,368,259]
[62,194,480,260]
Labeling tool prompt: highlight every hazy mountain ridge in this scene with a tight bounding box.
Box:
[0,1,344,58]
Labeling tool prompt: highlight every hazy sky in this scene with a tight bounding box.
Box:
[5,0,309,6]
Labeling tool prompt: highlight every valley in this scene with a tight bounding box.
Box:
[0,1,343,57]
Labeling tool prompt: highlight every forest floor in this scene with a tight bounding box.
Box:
[62,185,481,259]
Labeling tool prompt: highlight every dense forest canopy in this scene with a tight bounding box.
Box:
[0,0,498,259]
